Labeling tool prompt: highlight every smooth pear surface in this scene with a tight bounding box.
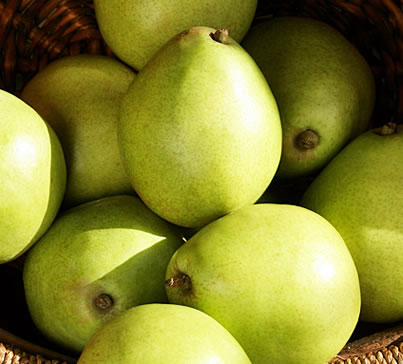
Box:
[23,195,184,353]
[242,16,375,178]
[94,0,257,70]
[21,55,136,208]
[165,203,361,364]
[301,124,403,323]
[78,304,252,364]
[0,90,66,263]
[118,27,282,228]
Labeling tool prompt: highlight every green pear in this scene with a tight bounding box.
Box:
[242,16,375,178]
[0,90,66,263]
[78,303,252,363]
[23,195,184,353]
[300,123,403,323]
[93,0,257,70]
[21,55,136,208]
[118,27,282,228]
[165,203,361,364]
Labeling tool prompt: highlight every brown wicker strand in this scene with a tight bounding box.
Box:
[329,324,403,363]
[0,342,74,363]
[0,0,112,93]
[0,330,77,364]
[330,342,403,364]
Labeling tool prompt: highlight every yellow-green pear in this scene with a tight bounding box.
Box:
[242,16,375,178]
[94,0,257,70]
[78,304,252,364]
[301,123,403,323]
[118,27,282,228]
[0,90,66,263]
[21,55,136,208]
[23,195,184,353]
[165,203,361,364]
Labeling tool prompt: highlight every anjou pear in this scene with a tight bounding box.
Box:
[118,27,282,228]
[165,203,361,364]
[78,304,252,364]
[301,123,403,323]
[242,16,375,178]
[23,195,184,352]
[94,0,257,70]
[0,90,66,263]
[21,55,136,207]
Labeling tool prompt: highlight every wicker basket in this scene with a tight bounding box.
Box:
[0,0,402,363]
[0,328,76,364]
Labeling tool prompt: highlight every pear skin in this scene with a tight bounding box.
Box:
[0,90,66,263]
[301,123,403,323]
[21,55,136,208]
[242,16,375,178]
[23,195,184,353]
[94,0,257,70]
[165,203,361,364]
[78,304,251,364]
[118,27,282,228]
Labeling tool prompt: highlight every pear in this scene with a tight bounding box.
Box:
[301,123,403,323]
[0,90,66,263]
[93,0,257,70]
[21,55,136,208]
[118,27,282,228]
[23,195,184,353]
[165,203,361,364]
[78,303,252,364]
[242,16,375,178]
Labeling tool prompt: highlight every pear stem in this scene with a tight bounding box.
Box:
[165,273,193,295]
[94,293,113,310]
[376,122,397,136]
[296,129,319,150]
[210,29,229,44]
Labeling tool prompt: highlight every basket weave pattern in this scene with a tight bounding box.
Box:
[0,342,69,364]
[0,0,402,363]
[0,0,112,93]
[331,343,403,364]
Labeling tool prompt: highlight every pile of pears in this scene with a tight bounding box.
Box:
[0,1,402,363]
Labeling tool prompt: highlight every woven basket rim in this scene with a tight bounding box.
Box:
[0,328,77,364]
[0,325,402,364]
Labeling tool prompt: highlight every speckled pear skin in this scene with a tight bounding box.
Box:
[78,303,252,364]
[23,195,184,353]
[21,55,136,208]
[242,16,376,178]
[301,124,403,323]
[165,203,361,364]
[94,0,257,71]
[0,90,66,263]
[118,27,282,228]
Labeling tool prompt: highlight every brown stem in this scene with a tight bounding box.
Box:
[375,122,397,136]
[94,293,113,311]
[296,129,319,150]
[165,273,193,295]
[210,29,229,44]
